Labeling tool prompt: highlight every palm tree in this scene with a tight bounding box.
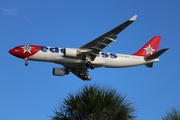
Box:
[52,84,136,120]
[162,108,180,120]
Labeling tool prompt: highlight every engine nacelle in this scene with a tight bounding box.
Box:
[64,48,79,57]
[52,68,69,76]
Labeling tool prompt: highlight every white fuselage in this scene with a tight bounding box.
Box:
[27,47,159,68]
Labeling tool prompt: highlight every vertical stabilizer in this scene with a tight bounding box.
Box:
[133,36,161,57]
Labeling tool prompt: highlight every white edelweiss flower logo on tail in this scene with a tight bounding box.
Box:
[144,44,155,55]
[22,45,33,54]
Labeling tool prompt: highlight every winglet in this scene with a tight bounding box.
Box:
[129,15,137,21]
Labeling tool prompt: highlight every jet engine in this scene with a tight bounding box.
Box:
[64,48,80,57]
[52,68,69,76]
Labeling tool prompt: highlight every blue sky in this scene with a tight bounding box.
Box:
[0,0,180,120]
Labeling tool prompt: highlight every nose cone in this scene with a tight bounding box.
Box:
[9,49,14,55]
[9,48,18,57]
[9,45,42,59]
[9,47,22,58]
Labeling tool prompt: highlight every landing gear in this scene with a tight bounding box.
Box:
[24,58,28,66]
[25,62,28,66]
[79,73,91,81]
[90,64,95,70]
[86,61,95,70]
[83,75,89,80]
[79,73,83,78]
[86,61,91,67]
[84,75,92,80]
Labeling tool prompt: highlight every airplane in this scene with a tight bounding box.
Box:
[9,15,169,81]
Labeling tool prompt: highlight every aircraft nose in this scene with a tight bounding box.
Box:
[9,48,18,56]
[9,48,14,55]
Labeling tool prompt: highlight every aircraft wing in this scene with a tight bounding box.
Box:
[79,15,137,61]
[65,66,91,80]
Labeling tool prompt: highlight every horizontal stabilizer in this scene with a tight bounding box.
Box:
[145,48,169,61]
[145,63,153,68]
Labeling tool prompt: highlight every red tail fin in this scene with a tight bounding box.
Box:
[133,36,161,57]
